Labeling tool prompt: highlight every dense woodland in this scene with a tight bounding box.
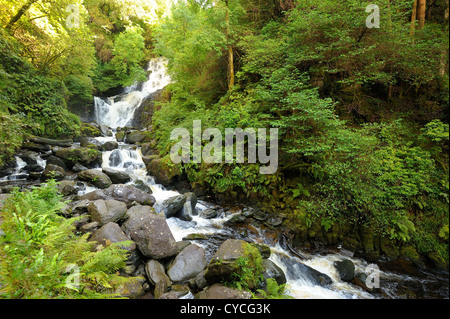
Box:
[0,0,449,298]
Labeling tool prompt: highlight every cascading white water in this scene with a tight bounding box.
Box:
[94,58,171,129]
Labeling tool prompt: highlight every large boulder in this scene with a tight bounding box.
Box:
[78,169,113,189]
[126,130,152,144]
[79,184,155,207]
[262,259,286,286]
[147,155,182,187]
[89,222,136,251]
[334,259,355,282]
[195,284,252,300]
[167,244,207,283]
[176,192,197,221]
[102,168,131,184]
[204,239,263,288]
[145,260,171,299]
[157,195,186,218]
[88,199,127,226]
[41,163,65,180]
[55,146,99,166]
[122,206,178,259]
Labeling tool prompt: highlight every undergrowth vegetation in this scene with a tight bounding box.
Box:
[0,180,137,299]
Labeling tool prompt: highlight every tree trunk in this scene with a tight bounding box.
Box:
[225,0,234,90]
[410,0,418,35]
[5,0,39,31]
[418,0,426,29]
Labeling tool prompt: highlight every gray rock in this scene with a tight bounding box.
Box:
[79,184,155,207]
[200,208,218,219]
[167,244,207,283]
[88,199,127,226]
[102,168,132,184]
[334,259,355,282]
[195,284,252,299]
[42,163,65,180]
[115,276,146,299]
[204,239,262,286]
[158,195,186,218]
[89,222,136,251]
[122,207,178,259]
[127,131,150,144]
[145,259,171,299]
[72,163,88,173]
[80,221,99,233]
[101,141,119,151]
[262,259,286,286]
[78,169,113,189]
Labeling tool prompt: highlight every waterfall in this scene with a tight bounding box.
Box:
[93,57,171,129]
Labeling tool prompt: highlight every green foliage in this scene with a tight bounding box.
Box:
[255,278,293,300]
[229,243,263,291]
[0,180,136,299]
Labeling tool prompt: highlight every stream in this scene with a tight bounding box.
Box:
[1,58,448,299]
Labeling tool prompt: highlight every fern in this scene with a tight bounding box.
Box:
[0,181,137,299]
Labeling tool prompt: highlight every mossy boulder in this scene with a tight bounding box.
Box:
[80,123,102,137]
[147,155,182,187]
[78,169,113,189]
[126,130,152,144]
[204,239,263,289]
[55,146,99,166]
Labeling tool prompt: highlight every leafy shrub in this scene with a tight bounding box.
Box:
[0,181,136,299]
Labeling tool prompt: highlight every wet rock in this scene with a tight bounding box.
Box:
[262,259,286,286]
[275,253,333,287]
[101,141,119,152]
[89,222,136,251]
[200,208,217,219]
[115,276,146,299]
[195,284,252,299]
[252,210,269,222]
[42,163,65,180]
[167,244,207,283]
[224,213,247,225]
[62,199,90,217]
[334,259,355,282]
[80,221,99,233]
[102,168,131,184]
[159,195,186,218]
[175,192,197,221]
[122,207,178,259]
[131,180,151,193]
[72,163,88,173]
[127,131,151,144]
[55,147,99,166]
[145,259,171,299]
[183,233,209,241]
[204,239,262,287]
[108,149,123,167]
[79,184,155,207]
[88,199,127,226]
[46,155,67,170]
[58,180,78,196]
[78,169,113,189]
[80,137,102,148]
[147,155,182,187]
